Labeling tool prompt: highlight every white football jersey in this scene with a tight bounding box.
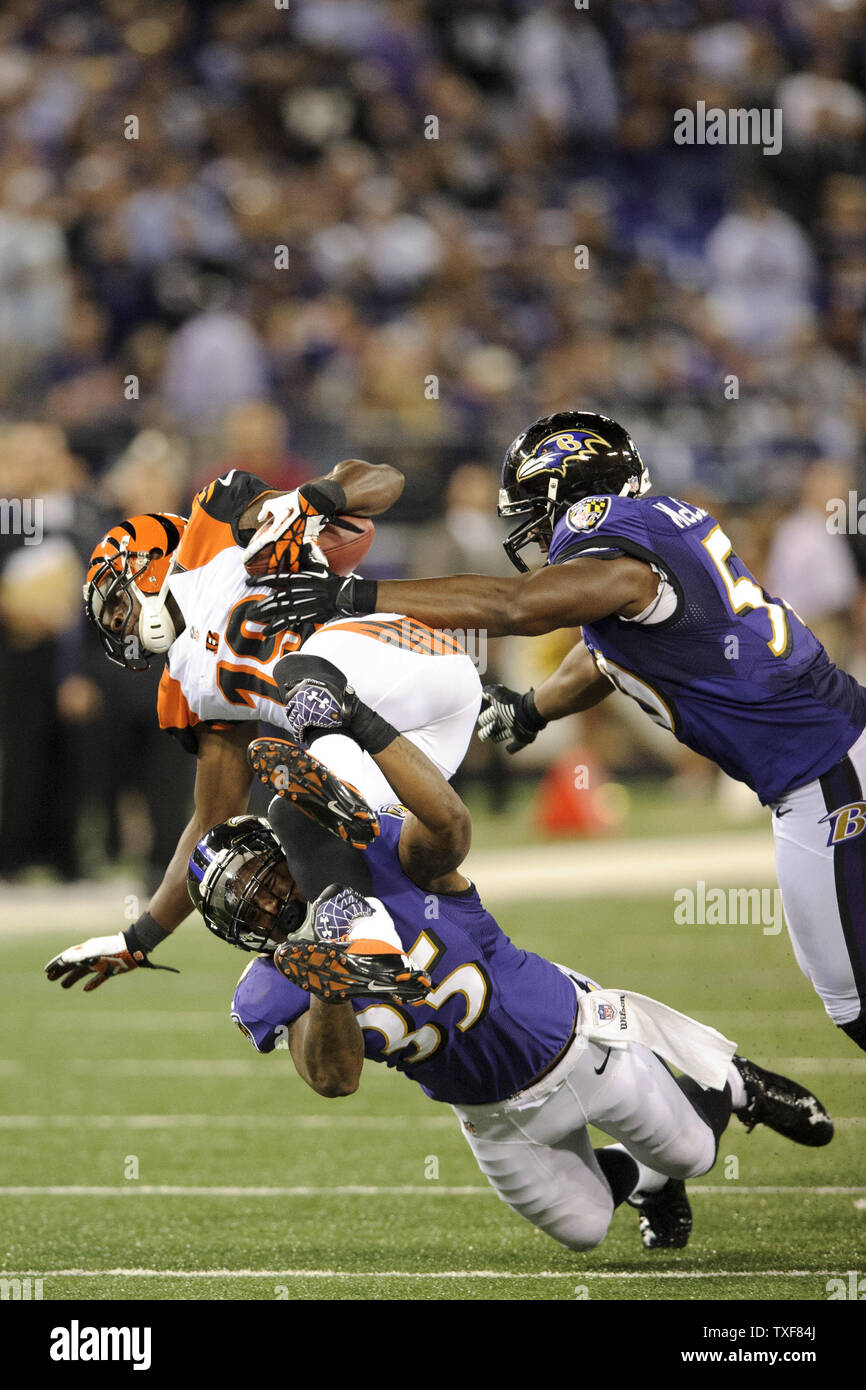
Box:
[157,471,303,748]
[157,471,482,777]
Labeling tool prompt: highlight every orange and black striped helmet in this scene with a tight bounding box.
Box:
[83,512,188,670]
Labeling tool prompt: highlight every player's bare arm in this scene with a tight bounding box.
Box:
[371,734,472,891]
[287,996,364,1098]
[255,552,659,639]
[372,555,657,637]
[148,720,258,933]
[259,649,472,889]
[533,640,614,720]
[479,640,616,754]
[237,458,404,535]
[44,719,259,991]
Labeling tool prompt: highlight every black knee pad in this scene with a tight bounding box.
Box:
[839,1012,866,1052]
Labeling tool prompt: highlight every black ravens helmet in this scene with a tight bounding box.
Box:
[187,816,307,952]
[498,411,650,571]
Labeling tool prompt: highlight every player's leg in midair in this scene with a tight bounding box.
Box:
[279,618,482,803]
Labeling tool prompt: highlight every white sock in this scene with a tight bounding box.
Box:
[603,1143,668,1197]
[727,1061,747,1110]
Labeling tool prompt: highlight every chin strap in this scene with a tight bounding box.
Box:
[137,555,179,654]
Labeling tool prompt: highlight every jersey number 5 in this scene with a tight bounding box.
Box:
[701,525,792,658]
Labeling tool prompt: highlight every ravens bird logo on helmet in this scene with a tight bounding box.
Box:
[499,411,650,572]
[83,512,188,670]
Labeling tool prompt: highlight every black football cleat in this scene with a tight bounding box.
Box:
[248,738,379,850]
[732,1055,833,1147]
[628,1179,692,1250]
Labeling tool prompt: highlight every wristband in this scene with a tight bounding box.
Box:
[343,577,378,614]
[519,689,548,732]
[347,696,399,755]
[124,911,171,960]
[299,479,347,519]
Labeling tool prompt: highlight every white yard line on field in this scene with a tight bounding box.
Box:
[0,1113,861,1131]
[1,1184,863,1197]
[0,1113,453,1130]
[1,1268,840,1281]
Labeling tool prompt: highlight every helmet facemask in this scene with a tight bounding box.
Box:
[84,514,187,671]
[85,548,155,671]
[189,820,309,952]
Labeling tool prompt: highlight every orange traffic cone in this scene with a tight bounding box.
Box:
[535,747,619,837]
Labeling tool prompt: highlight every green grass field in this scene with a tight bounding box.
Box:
[1,888,862,1302]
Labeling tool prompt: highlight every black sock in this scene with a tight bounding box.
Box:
[676,1075,732,1159]
[839,1011,866,1053]
[595,1147,640,1206]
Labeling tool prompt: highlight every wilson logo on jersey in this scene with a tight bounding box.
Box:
[515,430,611,481]
[565,496,611,532]
[819,801,866,846]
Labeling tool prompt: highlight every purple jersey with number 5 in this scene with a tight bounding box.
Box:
[231,812,581,1105]
[548,493,866,804]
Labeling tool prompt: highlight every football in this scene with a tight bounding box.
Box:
[244,514,375,579]
[318,514,375,576]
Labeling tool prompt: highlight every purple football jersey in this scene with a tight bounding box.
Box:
[232,812,580,1105]
[549,493,866,805]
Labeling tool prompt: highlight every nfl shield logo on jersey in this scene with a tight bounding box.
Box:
[565,496,611,533]
[594,1001,617,1024]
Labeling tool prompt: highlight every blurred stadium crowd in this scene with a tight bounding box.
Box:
[2,0,866,882]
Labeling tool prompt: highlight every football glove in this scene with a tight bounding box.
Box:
[44,932,178,992]
[477,684,548,754]
[242,491,328,577]
[272,653,397,752]
[273,884,432,1006]
[248,572,377,636]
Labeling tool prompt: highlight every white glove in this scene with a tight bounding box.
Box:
[44,932,178,992]
[44,932,141,992]
[242,490,326,568]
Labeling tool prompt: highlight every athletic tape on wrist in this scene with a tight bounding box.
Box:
[124,912,170,960]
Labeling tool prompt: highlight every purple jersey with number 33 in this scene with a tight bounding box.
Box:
[548,493,866,804]
[231,812,581,1106]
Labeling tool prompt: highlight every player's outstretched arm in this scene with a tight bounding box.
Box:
[147,721,258,933]
[478,642,613,754]
[257,553,659,637]
[287,997,364,1098]
[46,723,258,992]
[534,640,614,719]
[373,555,657,636]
